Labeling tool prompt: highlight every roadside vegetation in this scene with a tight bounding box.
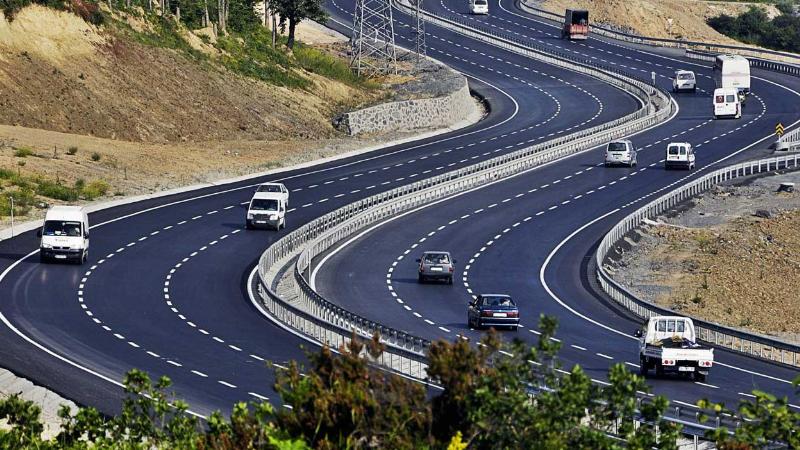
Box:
[708,1,800,53]
[1,317,799,449]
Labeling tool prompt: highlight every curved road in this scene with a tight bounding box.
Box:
[0,0,642,416]
[314,0,800,413]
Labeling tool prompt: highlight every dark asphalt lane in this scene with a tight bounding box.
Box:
[314,53,800,410]
[0,0,645,416]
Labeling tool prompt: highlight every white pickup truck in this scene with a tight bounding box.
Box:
[635,316,713,382]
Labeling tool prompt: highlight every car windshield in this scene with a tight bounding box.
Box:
[475,0,487,4]
[424,253,450,264]
[607,142,628,152]
[257,184,282,193]
[481,296,515,308]
[251,199,278,211]
[677,73,694,80]
[43,220,82,237]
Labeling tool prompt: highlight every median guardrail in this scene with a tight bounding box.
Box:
[775,125,800,153]
[255,0,675,379]
[596,153,800,368]
[516,0,800,70]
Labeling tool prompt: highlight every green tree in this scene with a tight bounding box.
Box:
[264,0,327,49]
[273,333,432,449]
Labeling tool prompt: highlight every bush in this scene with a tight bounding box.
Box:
[13,147,34,158]
[294,44,373,88]
[36,179,79,201]
[90,151,101,161]
[82,179,109,199]
[708,6,800,53]
[67,146,78,155]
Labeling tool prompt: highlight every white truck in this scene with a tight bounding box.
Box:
[713,54,750,102]
[635,316,713,382]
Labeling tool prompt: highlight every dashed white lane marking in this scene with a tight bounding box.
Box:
[571,345,587,351]
[191,370,208,378]
[218,380,237,388]
[596,353,614,360]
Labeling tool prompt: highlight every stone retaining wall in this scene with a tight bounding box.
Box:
[335,61,479,136]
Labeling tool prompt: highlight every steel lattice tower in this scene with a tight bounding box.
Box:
[412,0,426,65]
[350,0,397,76]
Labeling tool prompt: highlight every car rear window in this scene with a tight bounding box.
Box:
[715,95,724,103]
[677,73,694,80]
[481,296,516,308]
[424,253,450,264]
[607,142,628,152]
[668,145,683,155]
[258,185,282,193]
[726,95,736,103]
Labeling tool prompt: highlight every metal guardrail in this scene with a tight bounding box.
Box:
[255,2,675,378]
[596,154,800,367]
[776,125,800,153]
[516,0,800,68]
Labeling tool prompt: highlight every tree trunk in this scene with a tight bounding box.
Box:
[287,19,296,49]
[203,0,209,27]
[271,13,277,47]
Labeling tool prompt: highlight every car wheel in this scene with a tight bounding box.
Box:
[39,253,48,264]
[245,220,253,230]
[81,250,88,265]
[655,363,664,377]
[511,325,518,332]
[418,274,424,283]
[692,87,697,93]
[447,276,454,285]
[639,357,648,377]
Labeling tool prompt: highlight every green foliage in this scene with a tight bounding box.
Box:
[82,179,109,199]
[708,5,800,53]
[217,29,309,88]
[13,147,34,158]
[293,43,374,88]
[1,316,797,448]
[66,146,78,155]
[700,376,800,448]
[90,151,101,161]
[273,334,433,448]
[0,0,103,24]
[36,178,79,201]
[265,0,327,49]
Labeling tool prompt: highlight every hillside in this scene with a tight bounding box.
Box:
[536,0,780,45]
[0,4,447,223]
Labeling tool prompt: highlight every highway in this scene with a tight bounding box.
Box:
[314,0,800,412]
[0,0,643,416]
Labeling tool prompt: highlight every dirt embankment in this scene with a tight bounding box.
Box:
[609,172,800,343]
[0,5,370,143]
[537,0,780,45]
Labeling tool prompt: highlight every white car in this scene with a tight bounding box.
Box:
[713,87,741,119]
[665,142,695,170]
[672,70,696,93]
[604,139,637,167]
[469,0,488,14]
[246,192,287,230]
[256,182,289,207]
[38,205,90,264]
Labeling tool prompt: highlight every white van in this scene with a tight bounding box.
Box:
[665,142,695,170]
[713,88,741,119]
[713,54,750,101]
[469,0,488,14]
[246,192,286,230]
[604,139,637,167]
[37,206,89,264]
[672,70,696,93]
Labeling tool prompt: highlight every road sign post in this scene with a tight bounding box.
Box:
[776,122,785,137]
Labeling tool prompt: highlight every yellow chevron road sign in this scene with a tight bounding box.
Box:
[776,123,785,137]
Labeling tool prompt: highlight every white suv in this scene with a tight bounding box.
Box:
[246,192,287,230]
